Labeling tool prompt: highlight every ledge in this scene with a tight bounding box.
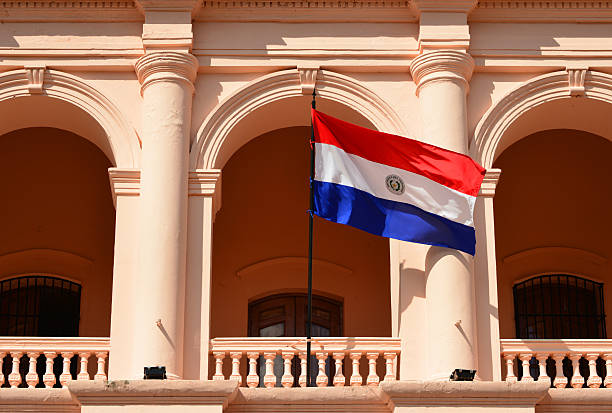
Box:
[0,388,77,411]
[230,387,389,412]
[380,380,550,407]
[68,380,240,407]
[538,389,612,412]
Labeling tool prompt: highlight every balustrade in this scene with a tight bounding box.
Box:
[0,337,110,388]
[501,339,612,388]
[210,337,400,388]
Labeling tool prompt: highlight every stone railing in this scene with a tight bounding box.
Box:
[501,339,612,388]
[0,337,110,388]
[210,337,400,388]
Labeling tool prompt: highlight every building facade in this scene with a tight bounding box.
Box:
[0,0,611,411]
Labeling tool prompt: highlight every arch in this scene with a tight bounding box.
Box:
[0,69,140,168]
[472,70,612,168]
[191,68,406,170]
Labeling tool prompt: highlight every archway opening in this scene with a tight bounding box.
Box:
[0,127,116,338]
[210,125,391,342]
[493,129,612,340]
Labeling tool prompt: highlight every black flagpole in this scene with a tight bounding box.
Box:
[306,88,316,387]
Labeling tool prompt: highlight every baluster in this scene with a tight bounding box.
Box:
[298,352,307,388]
[213,352,226,381]
[43,352,57,388]
[350,352,362,386]
[8,352,23,388]
[281,351,294,388]
[519,353,533,382]
[246,352,259,388]
[586,353,602,388]
[59,352,74,387]
[570,354,584,388]
[77,353,90,380]
[535,353,549,384]
[263,352,276,388]
[332,352,345,386]
[552,353,568,388]
[315,352,328,387]
[0,352,5,387]
[383,352,397,382]
[603,354,612,388]
[94,352,107,381]
[503,354,517,383]
[366,353,379,386]
[26,352,39,388]
[229,352,242,385]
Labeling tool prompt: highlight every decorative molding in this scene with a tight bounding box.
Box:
[235,256,352,280]
[409,50,474,96]
[108,168,141,204]
[411,0,477,15]
[24,65,45,94]
[0,1,141,22]
[196,1,415,22]
[135,0,201,14]
[0,69,140,168]
[567,67,588,97]
[135,51,199,95]
[188,169,222,215]
[477,168,501,198]
[191,68,406,169]
[297,65,319,95]
[472,1,612,22]
[503,247,607,267]
[471,69,612,168]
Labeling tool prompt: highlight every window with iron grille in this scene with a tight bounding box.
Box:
[0,275,81,337]
[513,274,606,339]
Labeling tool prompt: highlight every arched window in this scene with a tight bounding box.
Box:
[0,275,81,336]
[248,293,342,338]
[513,274,606,339]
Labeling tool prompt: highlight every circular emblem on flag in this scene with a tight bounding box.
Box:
[385,174,405,195]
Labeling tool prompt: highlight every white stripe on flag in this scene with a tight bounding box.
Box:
[314,142,476,227]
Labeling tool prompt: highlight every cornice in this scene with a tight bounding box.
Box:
[472,1,612,22]
[411,0,477,15]
[409,50,474,95]
[135,0,202,14]
[196,1,416,22]
[135,51,198,94]
[0,1,142,22]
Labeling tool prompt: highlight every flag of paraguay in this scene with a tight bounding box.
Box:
[311,109,486,255]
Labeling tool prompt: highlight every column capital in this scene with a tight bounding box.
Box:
[189,169,222,215]
[135,51,198,95]
[410,50,474,96]
[108,168,141,206]
[478,168,502,198]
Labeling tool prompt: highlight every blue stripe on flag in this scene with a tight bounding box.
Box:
[313,180,476,255]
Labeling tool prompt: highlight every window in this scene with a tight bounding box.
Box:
[0,275,81,336]
[248,293,343,387]
[248,293,342,337]
[513,274,606,339]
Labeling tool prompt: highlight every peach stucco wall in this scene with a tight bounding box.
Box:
[0,128,115,337]
[494,129,612,339]
[210,126,391,339]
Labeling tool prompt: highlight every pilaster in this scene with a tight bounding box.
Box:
[135,0,201,52]
[185,170,222,380]
[412,0,477,52]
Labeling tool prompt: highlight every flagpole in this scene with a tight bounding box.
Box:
[306,88,316,387]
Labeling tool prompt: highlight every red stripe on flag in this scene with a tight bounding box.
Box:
[312,109,485,197]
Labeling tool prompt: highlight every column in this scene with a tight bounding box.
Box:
[410,50,477,380]
[107,168,141,379]
[183,170,221,379]
[131,51,198,379]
